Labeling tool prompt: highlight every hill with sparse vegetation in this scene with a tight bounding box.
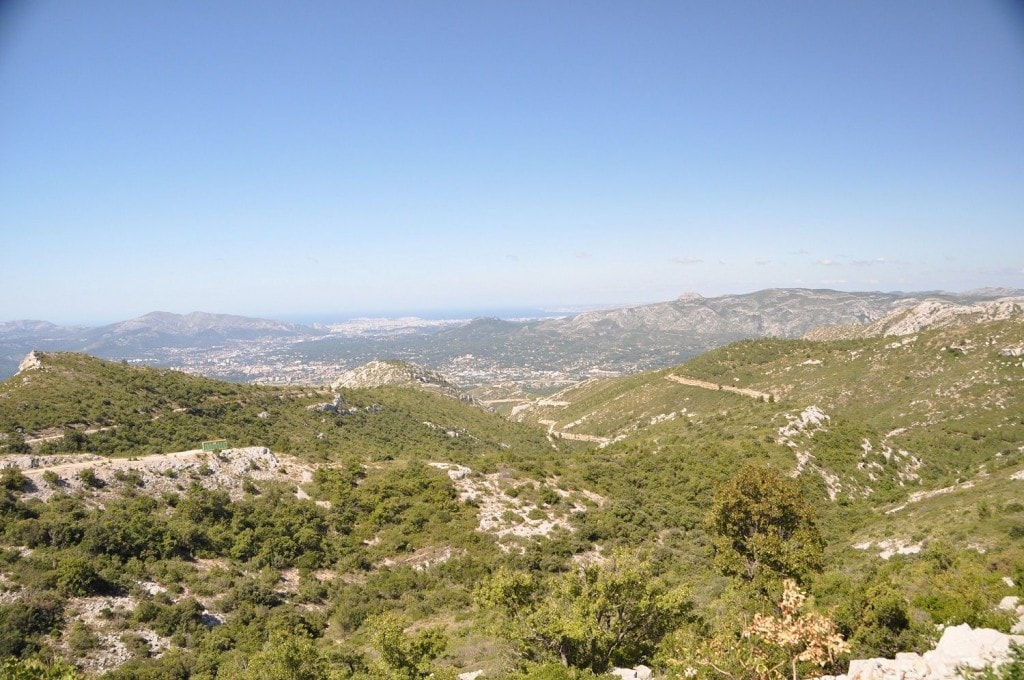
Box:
[1,309,1023,679]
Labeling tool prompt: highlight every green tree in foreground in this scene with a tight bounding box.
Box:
[364,612,452,680]
[0,466,29,492]
[477,549,691,673]
[0,657,82,679]
[215,631,328,680]
[706,466,823,588]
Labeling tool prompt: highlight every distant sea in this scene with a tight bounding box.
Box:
[278,307,573,324]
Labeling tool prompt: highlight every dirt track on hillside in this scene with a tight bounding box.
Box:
[664,374,773,400]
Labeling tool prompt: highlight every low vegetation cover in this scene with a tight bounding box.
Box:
[0,322,1021,679]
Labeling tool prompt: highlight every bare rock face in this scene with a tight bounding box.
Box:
[820,624,1024,680]
[871,298,1024,337]
[807,298,1024,340]
[17,351,44,373]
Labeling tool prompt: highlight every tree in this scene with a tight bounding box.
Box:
[216,631,328,680]
[0,593,64,657]
[846,581,921,658]
[664,580,849,680]
[55,554,105,596]
[60,428,89,452]
[743,580,850,680]
[1,466,29,491]
[365,612,452,680]
[1,431,31,454]
[705,466,823,587]
[476,549,691,673]
[0,657,82,679]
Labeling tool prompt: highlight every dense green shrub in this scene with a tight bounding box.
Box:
[1,467,29,491]
[0,592,64,657]
[54,554,106,596]
[0,657,82,679]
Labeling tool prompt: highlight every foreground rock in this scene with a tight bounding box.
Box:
[820,624,1024,680]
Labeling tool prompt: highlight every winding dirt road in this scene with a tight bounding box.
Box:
[664,374,774,400]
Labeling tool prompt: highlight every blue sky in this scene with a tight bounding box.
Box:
[1,1,1022,324]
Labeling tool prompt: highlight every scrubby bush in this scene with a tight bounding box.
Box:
[77,467,104,488]
[1,466,29,491]
[54,554,105,596]
[0,657,82,678]
[0,592,64,657]
[66,620,100,652]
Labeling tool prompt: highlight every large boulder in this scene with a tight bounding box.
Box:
[822,624,1024,680]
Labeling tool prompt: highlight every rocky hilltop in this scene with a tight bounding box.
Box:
[806,297,1024,340]
[332,359,473,403]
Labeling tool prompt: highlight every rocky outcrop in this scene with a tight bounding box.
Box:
[806,298,1024,340]
[3,446,311,502]
[17,351,44,373]
[333,360,477,404]
[820,624,1024,680]
[307,393,346,413]
[871,298,1023,337]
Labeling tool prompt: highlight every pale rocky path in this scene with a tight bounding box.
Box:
[15,449,199,475]
[23,425,118,444]
[536,419,611,446]
[665,374,774,400]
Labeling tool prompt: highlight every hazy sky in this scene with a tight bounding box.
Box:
[2,1,1023,323]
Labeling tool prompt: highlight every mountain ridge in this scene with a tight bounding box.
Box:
[1,315,1023,677]
[4,288,1024,385]
[8,288,1023,339]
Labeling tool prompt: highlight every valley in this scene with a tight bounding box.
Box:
[5,289,1021,394]
[0,292,1023,679]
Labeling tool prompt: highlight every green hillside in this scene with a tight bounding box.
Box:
[0,337,1022,679]
[503,318,1024,663]
[0,352,554,462]
[518,319,1024,495]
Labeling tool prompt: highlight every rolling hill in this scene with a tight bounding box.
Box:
[1,309,1023,678]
